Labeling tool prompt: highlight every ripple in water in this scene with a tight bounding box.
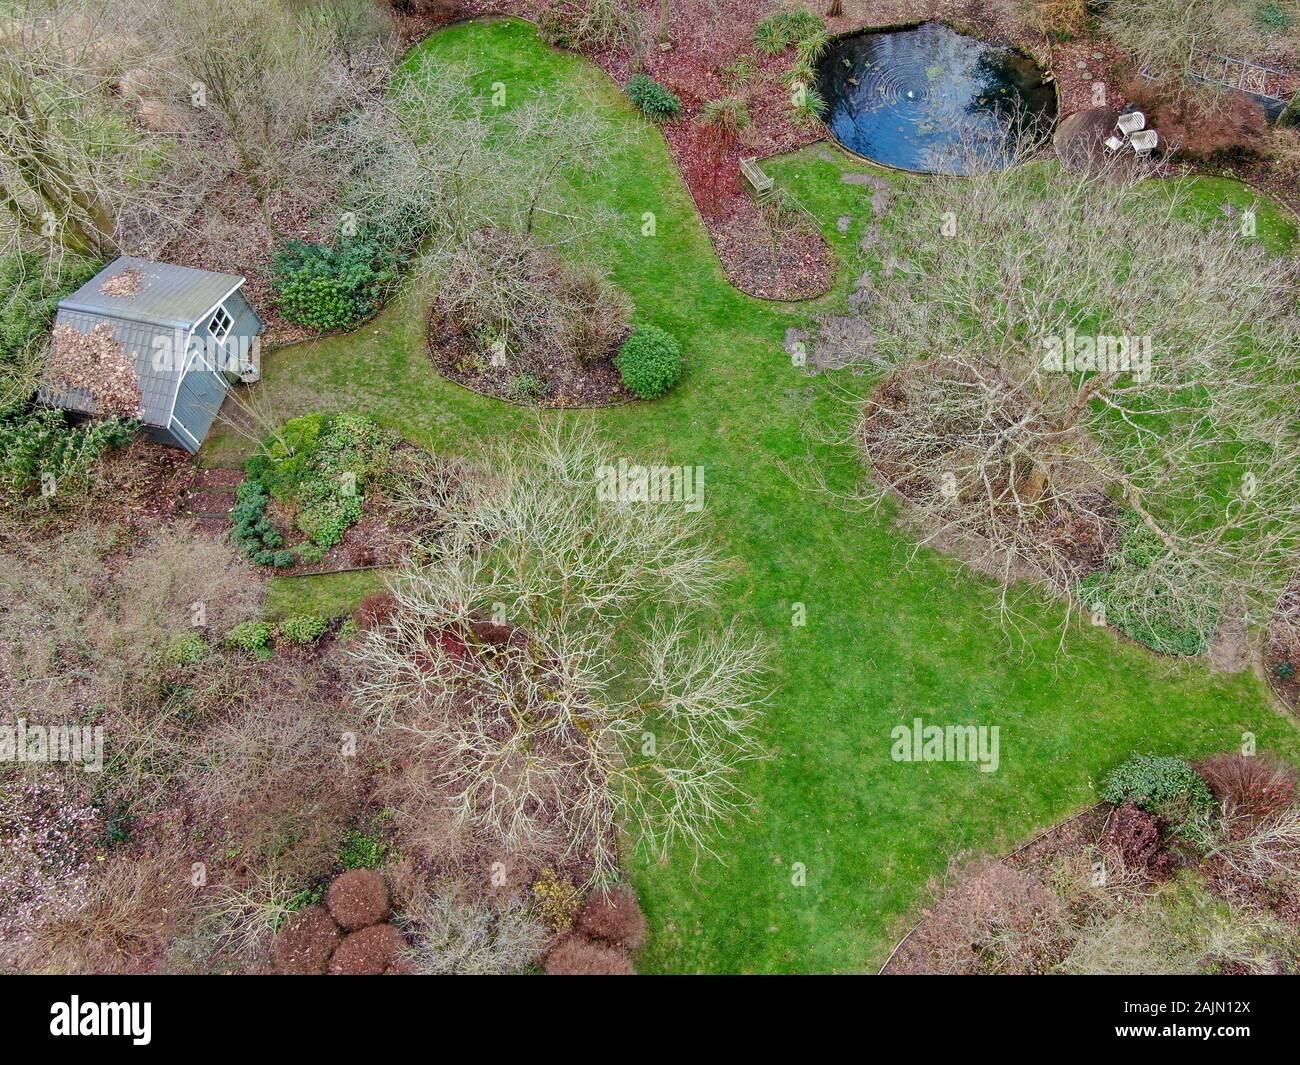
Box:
[816,22,1057,175]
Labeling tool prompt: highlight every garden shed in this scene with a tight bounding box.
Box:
[38,256,264,452]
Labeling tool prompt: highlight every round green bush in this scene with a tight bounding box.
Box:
[165,631,208,667]
[626,75,682,122]
[615,326,683,400]
[1101,754,1215,818]
[224,620,274,659]
[273,240,395,332]
[278,614,328,646]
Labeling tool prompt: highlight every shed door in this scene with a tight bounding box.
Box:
[173,349,229,448]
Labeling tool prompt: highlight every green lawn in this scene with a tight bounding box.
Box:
[208,17,1300,973]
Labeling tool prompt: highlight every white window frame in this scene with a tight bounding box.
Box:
[207,303,233,343]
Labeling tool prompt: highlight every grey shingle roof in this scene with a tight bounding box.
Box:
[57,256,244,330]
[37,308,186,426]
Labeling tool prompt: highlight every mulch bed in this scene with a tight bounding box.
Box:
[90,441,196,534]
[1265,579,1300,713]
[426,306,633,408]
[705,197,836,300]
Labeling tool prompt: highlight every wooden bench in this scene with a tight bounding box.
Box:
[739,156,775,202]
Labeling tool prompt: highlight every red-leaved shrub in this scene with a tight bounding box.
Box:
[575,884,648,949]
[326,869,390,931]
[1198,753,1298,829]
[544,933,636,975]
[328,923,405,975]
[273,906,342,974]
[1102,802,1174,879]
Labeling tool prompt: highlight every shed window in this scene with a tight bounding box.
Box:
[207,304,233,343]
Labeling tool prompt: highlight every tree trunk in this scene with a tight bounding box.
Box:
[826,0,843,16]
[1019,463,1049,506]
[657,0,671,48]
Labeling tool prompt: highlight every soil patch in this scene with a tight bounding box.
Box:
[427,306,632,408]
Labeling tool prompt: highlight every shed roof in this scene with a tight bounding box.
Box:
[57,255,245,330]
[38,308,187,426]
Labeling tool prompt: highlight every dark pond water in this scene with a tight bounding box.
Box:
[815,22,1057,174]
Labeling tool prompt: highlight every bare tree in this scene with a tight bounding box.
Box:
[0,1,165,257]
[847,151,1300,642]
[353,426,767,886]
[151,0,392,229]
[337,57,624,280]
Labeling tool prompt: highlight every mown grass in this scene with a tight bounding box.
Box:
[208,17,1300,973]
[263,568,388,621]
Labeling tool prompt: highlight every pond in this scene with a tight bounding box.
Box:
[815,22,1058,175]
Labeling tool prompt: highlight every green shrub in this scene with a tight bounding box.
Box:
[296,542,326,565]
[509,373,549,402]
[0,408,136,505]
[626,75,682,122]
[338,829,388,870]
[1078,513,1221,656]
[0,253,99,415]
[753,10,825,55]
[165,631,208,667]
[1276,660,1296,680]
[795,27,831,65]
[337,617,359,642]
[719,55,758,90]
[273,239,396,332]
[231,478,280,557]
[278,613,329,645]
[700,97,753,134]
[1281,92,1300,128]
[615,325,683,399]
[1102,754,1215,819]
[245,413,326,498]
[224,620,274,659]
[237,413,396,564]
[1257,0,1294,32]
[791,82,828,126]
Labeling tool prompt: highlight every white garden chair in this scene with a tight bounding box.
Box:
[1129,129,1159,157]
[1116,111,1146,136]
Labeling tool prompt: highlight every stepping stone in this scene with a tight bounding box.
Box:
[836,215,852,234]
